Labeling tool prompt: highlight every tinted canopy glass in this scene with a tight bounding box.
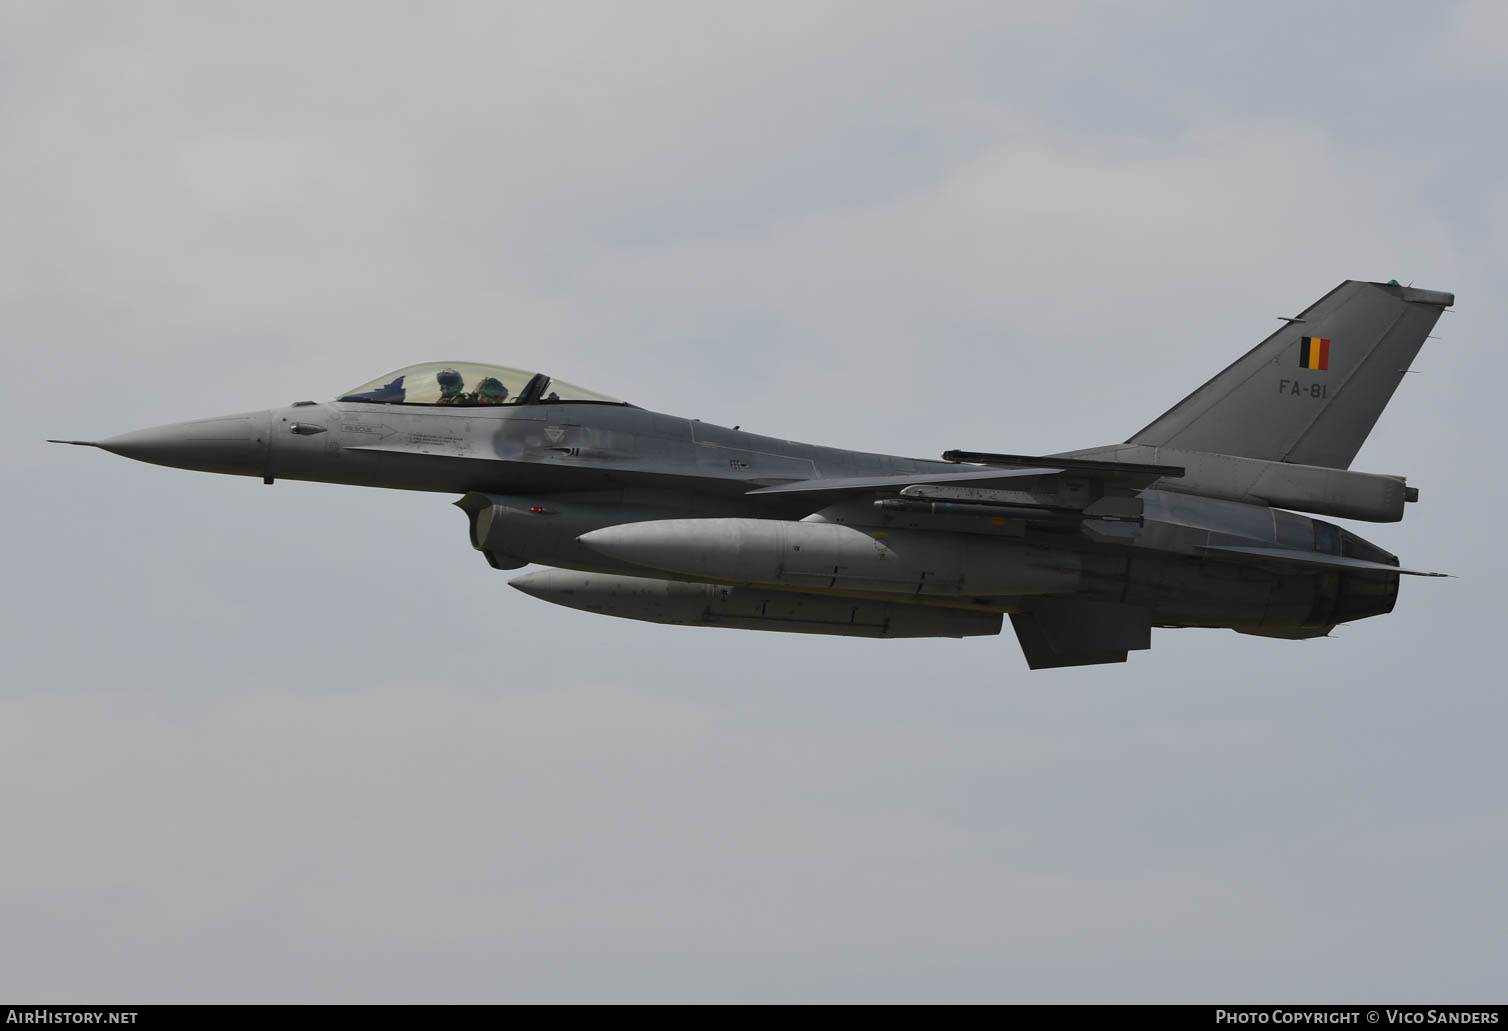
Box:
[337,362,624,407]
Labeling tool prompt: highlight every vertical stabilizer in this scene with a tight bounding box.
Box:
[1129,280,1452,469]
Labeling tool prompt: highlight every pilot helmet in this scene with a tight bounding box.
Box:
[436,368,464,395]
[476,376,508,401]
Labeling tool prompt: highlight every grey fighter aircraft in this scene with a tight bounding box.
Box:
[52,279,1450,668]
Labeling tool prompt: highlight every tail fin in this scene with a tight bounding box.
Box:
[1129,280,1452,469]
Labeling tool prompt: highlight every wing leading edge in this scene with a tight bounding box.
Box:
[749,453,1184,500]
[747,466,1059,497]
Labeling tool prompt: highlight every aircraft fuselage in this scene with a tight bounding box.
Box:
[85,398,1400,641]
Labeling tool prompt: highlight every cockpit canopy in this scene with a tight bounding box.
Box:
[337,362,625,408]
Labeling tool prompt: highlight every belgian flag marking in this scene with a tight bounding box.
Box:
[1300,336,1331,371]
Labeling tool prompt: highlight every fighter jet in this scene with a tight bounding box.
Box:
[52,279,1451,668]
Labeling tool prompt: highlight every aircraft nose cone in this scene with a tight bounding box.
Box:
[95,412,270,477]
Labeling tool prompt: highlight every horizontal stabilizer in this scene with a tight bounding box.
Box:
[1200,545,1448,577]
[747,467,1057,497]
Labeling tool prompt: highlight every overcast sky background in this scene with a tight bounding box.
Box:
[2,1,1505,1003]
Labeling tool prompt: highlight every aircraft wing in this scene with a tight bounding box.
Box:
[748,452,1183,529]
[749,453,1183,498]
[1199,545,1449,577]
[942,450,1184,491]
[746,466,1059,497]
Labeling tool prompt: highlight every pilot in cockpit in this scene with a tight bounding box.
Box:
[474,377,509,405]
[435,367,468,405]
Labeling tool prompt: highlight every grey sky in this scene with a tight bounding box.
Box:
[2,1,1504,1002]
